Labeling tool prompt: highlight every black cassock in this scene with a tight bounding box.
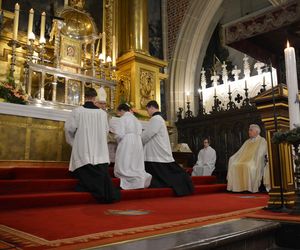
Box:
[74,163,120,203]
[145,161,194,196]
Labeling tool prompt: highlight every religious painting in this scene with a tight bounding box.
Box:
[60,35,81,67]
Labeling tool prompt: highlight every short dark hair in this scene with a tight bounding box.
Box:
[117,103,130,112]
[85,88,97,98]
[146,100,159,109]
[203,138,210,143]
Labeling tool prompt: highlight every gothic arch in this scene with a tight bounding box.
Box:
[167,0,224,122]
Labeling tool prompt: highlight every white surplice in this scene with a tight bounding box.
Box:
[142,114,174,163]
[64,106,109,172]
[192,146,216,176]
[227,135,269,193]
[111,112,152,190]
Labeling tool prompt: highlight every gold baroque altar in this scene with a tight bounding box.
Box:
[0,103,71,161]
[0,0,167,161]
[0,0,167,112]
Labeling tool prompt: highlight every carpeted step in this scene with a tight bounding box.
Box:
[0,178,121,195]
[0,184,227,209]
[191,176,217,185]
[0,167,115,179]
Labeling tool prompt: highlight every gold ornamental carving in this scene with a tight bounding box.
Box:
[140,69,155,108]
[118,72,131,103]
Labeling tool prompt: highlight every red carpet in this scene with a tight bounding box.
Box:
[0,193,268,250]
[0,166,226,209]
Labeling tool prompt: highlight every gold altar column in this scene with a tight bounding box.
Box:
[118,0,149,55]
[254,85,295,209]
[115,0,167,111]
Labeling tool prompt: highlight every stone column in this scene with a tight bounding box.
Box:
[254,84,295,209]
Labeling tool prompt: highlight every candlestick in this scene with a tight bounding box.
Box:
[112,35,116,67]
[13,3,20,41]
[102,31,106,63]
[284,41,300,129]
[27,8,34,45]
[40,12,46,43]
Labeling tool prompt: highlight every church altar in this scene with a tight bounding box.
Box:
[0,102,72,161]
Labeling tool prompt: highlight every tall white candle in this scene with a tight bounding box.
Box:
[27,8,34,44]
[198,89,201,100]
[186,91,190,102]
[112,35,116,67]
[13,3,20,40]
[284,41,300,129]
[64,0,68,7]
[40,12,46,43]
[102,32,106,62]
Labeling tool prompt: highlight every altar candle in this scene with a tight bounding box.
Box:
[27,8,34,44]
[13,3,20,40]
[214,87,216,96]
[40,12,46,43]
[102,31,106,62]
[244,80,247,89]
[64,0,68,7]
[186,91,190,102]
[198,88,202,100]
[112,35,116,67]
[228,84,231,93]
[284,41,300,129]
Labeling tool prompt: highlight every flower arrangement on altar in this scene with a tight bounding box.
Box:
[0,78,28,104]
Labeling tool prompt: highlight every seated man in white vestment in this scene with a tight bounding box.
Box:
[142,100,194,196]
[192,138,216,176]
[64,88,120,203]
[110,103,152,189]
[227,124,269,193]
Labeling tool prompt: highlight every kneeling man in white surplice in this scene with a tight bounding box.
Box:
[110,103,152,190]
[227,124,270,193]
[192,138,216,176]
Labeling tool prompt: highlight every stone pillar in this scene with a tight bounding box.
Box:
[254,84,295,209]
